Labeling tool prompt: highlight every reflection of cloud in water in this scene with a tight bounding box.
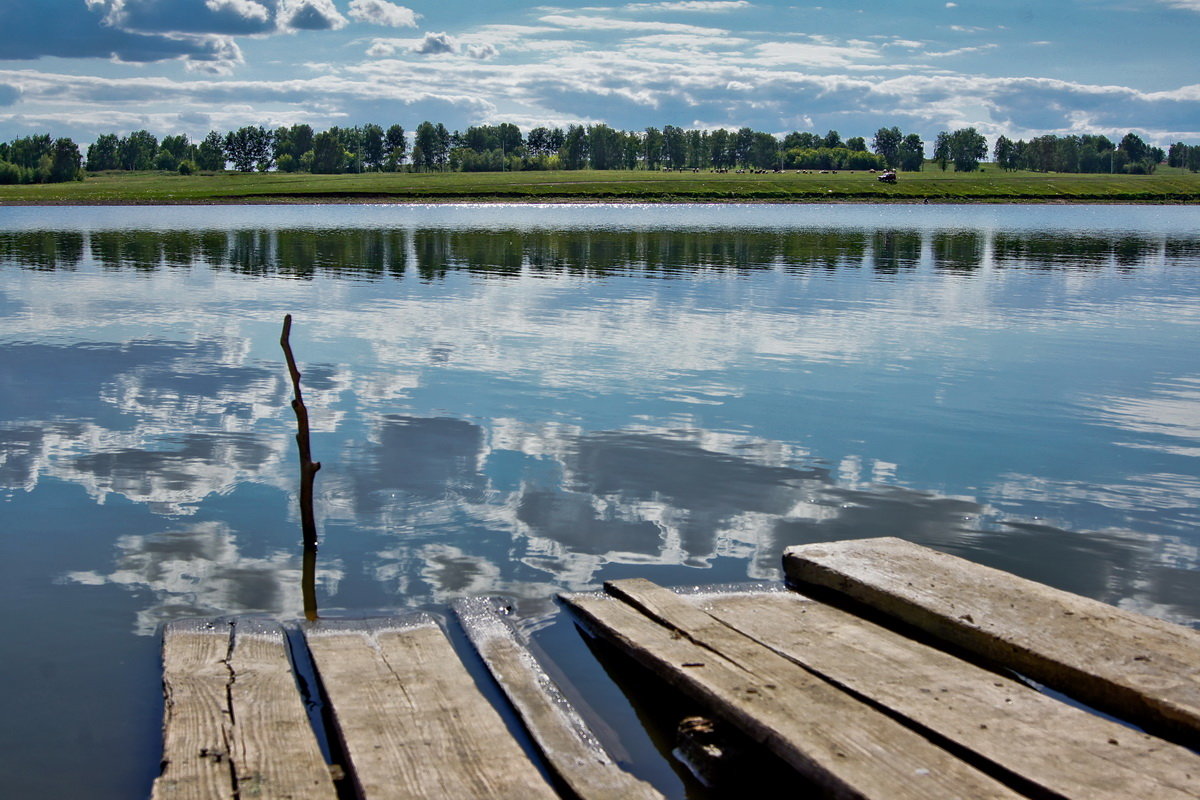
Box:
[64,522,343,636]
[1090,377,1200,457]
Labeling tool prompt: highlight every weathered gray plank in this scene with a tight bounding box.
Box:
[705,590,1200,800]
[453,597,663,800]
[784,537,1200,740]
[226,618,338,799]
[304,615,559,800]
[565,580,1023,800]
[152,620,236,800]
[153,619,337,800]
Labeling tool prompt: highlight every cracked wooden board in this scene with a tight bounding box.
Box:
[303,615,559,800]
[700,589,1200,800]
[563,580,1024,800]
[453,597,663,800]
[783,537,1200,742]
[151,618,336,800]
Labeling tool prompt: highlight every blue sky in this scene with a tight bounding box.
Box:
[0,0,1197,146]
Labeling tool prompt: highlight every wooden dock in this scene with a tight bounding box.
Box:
[151,537,1200,799]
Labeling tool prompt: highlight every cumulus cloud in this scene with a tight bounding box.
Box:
[347,0,419,28]
[413,31,457,55]
[87,0,275,35]
[276,0,346,31]
[466,43,501,60]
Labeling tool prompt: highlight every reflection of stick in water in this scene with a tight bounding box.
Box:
[281,315,322,620]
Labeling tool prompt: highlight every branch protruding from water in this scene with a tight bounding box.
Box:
[281,314,322,550]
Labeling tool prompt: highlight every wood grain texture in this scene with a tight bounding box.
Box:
[152,620,237,800]
[453,597,663,800]
[565,581,1023,800]
[784,537,1200,741]
[226,618,338,799]
[705,590,1200,800]
[153,619,336,800]
[304,616,558,800]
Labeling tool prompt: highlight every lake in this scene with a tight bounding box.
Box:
[2,203,1198,798]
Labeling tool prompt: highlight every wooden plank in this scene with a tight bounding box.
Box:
[783,537,1200,740]
[564,580,1023,800]
[303,616,559,800]
[152,620,236,800]
[153,619,337,800]
[453,597,664,800]
[704,590,1200,800]
[225,618,338,799]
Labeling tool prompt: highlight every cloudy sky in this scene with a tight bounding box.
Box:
[1,0,1198,146]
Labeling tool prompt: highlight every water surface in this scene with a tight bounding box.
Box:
[2,204,1198,798]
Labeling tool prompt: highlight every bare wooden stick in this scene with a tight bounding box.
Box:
[281,314,322,549]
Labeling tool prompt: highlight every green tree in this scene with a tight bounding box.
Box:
[86,133,121,171]
[311,130,347,173]
[119,130,158,170]
[993,135,1016,171]
[224,126,271,172]
[384,124,407,169]
[933,131,951,171]
[845,136,867,152]
[897,133,925,171]
[643,127,663,169]
[944,128,986,171]
[49,138,83,182]
[560,124,588,169]
[362,123,385,170]
[196,131,226,171]
[872,126,902,168]
[662,125,686,169]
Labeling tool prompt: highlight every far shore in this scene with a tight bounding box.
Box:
[2,167,1199,206]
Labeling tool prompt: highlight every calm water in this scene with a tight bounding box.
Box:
[2,204,1199,797]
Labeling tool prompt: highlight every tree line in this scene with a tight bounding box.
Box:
[992,132,1169,174]
[7,123,1193,183]
[0,134,84,184]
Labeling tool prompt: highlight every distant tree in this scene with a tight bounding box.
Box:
[86,133,121,171]
[1118,132,1148,163]
[749,131,779,169]
[643,127,663,169]
[733,127,754,167]
[362,123,385,170]
[942,128,986,171]
[160,134,192,161]
[196,131,226,171]
[993,135,1016,171]
[1167,141,1187,168]
[384,124,407,169]
[311,130,347,173]
[822,130,842,149]
[496,123,522,157]
[224,126,271,172]
[527,127,551,157]
[662,125,686,169]
[897,133,925,171]
[933,131,951,171]
[587,123,620,169]
[872,126,902,168]
[49,138,83,182]
[709,128,730,169]
[561,124,588,169]
[845,136,867,152]
[119,130,158,170]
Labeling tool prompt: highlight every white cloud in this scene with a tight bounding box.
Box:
[466,43,501,60]
[413,31,458,55]
[347,0,419,28]
[1159,0,1200,9]
[624,0,752,11]
[206,0,270,22]
[276,0,347,31]
[539,13,726,35]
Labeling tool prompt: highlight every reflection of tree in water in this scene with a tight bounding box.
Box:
[872,230,922,273]
[932,231,983,273]
[0,230,82,270]
[63,521,343,636]
[3,227,1198,278]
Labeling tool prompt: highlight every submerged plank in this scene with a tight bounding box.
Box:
[453,597,663,800]
[705,590,1200,800]
[153,619,337,800]
[565,580,1023,800]
[225,619,338,800]
[153,620,237,800]
[304,616,558,800]
[783,537,1200,740]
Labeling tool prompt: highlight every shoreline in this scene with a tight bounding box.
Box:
[4,195,1199,206]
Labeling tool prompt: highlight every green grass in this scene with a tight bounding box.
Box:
[3,166,1199,204]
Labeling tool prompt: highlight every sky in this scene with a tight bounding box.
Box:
[0,0,1198,146]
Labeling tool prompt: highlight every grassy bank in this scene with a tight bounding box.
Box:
[2,167,1200,204]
